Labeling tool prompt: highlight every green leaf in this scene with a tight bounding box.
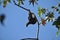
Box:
[58,10,60,14]
[18,0,20,5]
[17,0,24,5]
[53,16,60,25]
[58,2,60,7]
[53,16,60,31]
[41,8,46,14]
[29,0,38,6]
[7,0,11,3]
[45,12,54,22]
[51,6,57,9]
[51,6,55,8]
[56,31,59,37]
[56,29,60,37]
[38,6,43,16]
[38,6,46,17]
[38,9,42,16]
[56,8,59,12]
[3,0,7,8]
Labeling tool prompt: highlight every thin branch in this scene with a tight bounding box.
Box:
[36,21,40,40]
[13,0,30,11]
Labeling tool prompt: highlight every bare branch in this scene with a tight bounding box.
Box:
[13,0,30,11]
[36,21,40,40]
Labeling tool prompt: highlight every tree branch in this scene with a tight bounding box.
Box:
[36,21,40,40]
[13,0,30,11]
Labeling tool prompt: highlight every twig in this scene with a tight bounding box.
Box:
[13,0,30,11]
[36,21,40,40]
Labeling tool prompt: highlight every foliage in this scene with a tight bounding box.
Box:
[53,16,60,30]
[58,2,60,7]
[51,3,60,14]
[3,0,11,7]
[38,6,46,16]
[0,0,60,39]
[29,0,38,6]
[17,0,25,5]
[45,12,54,22]
[52,16,60,37]
[41,18,46,26]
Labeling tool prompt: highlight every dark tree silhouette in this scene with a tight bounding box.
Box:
[0,14,5,25]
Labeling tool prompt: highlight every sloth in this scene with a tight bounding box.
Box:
[26,11,38,27]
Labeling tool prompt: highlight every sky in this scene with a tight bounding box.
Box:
[0,0,60,40]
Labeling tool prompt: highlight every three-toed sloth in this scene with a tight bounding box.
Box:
[26,11,38,27]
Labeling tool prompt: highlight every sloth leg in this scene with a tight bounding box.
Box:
[26,21,31,27]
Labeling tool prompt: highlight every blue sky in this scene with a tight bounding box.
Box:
[0,0,60,40]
